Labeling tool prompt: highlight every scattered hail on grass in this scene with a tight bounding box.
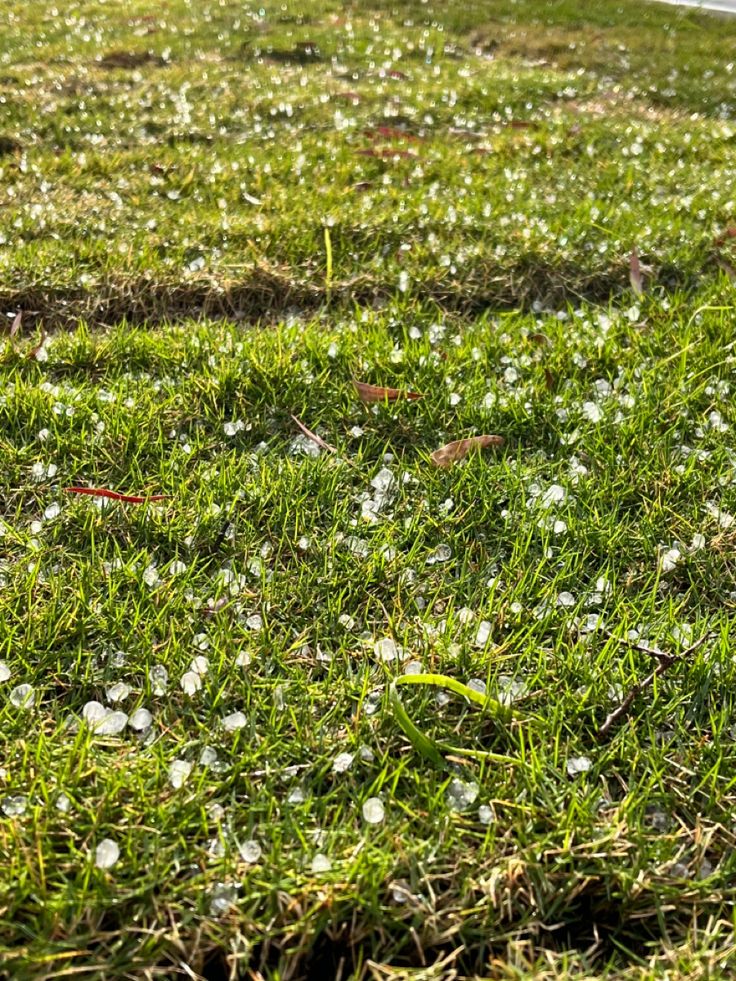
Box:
[4,2,736,963]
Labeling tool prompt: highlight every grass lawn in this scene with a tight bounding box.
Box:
[3,1,736,978]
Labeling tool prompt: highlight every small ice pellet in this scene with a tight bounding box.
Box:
[44,503,61,521]
[474,620,492,647]
[374,638,403,662]
[540,484,566,508]
[222,711,247,731]
[189,655,209,676]
[207,802,225,821]
[311,853,332,874]
[56,792,72,813]
[371,468,395,493]
[582,401,602,423]
[209,882,237,916]
[199,746,219,766]
[94,711,128,736]
[1,795,27,817]
[581,613,602,633]
[446,778,479,812]
[0,662,10,683]
[129,708,153,731]
[659,547,682,574]
[362,797,385,824]
[150,664,168,695]
[478,805,495,825]
[426,544,452,565]
[95,838,120,869]
[83,701,107,726]
[238,839,262,864]
[566,755,592,777]
[180,671,202,696]
[105,682,131,703]
[168,760,193,789]
[9,684,35,709]
[332,752,354,774]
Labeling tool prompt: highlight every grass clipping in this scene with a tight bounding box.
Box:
[389,674,518,769]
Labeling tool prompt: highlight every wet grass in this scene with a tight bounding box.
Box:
[2,2,736,980]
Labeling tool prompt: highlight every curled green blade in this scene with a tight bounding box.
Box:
[388,674,516,770]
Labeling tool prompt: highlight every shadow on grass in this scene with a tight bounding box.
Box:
[0,258,708,331]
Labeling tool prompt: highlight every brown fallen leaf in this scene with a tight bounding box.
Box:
[65,487,170,503]
[353,379,423,403]
[9,311,21,338]
[629,247,644,296]
[356,147,417,160]
[714,226,736,247]
[364,126,422,143]
[26,331,47,360]
[430,435,504,467]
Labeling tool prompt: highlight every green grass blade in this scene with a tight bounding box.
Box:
[394,673,513,722]
[388,682,446,768]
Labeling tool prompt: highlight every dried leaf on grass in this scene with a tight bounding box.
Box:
[430,435,504,467]
[714,226,736,247]
[26,332,47,360]
[353,379,423,403]
[355,147,417,160]
[629,247,644,296]
[9,311,21,338]
[364,126,422,143]
[65,487,170,503]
